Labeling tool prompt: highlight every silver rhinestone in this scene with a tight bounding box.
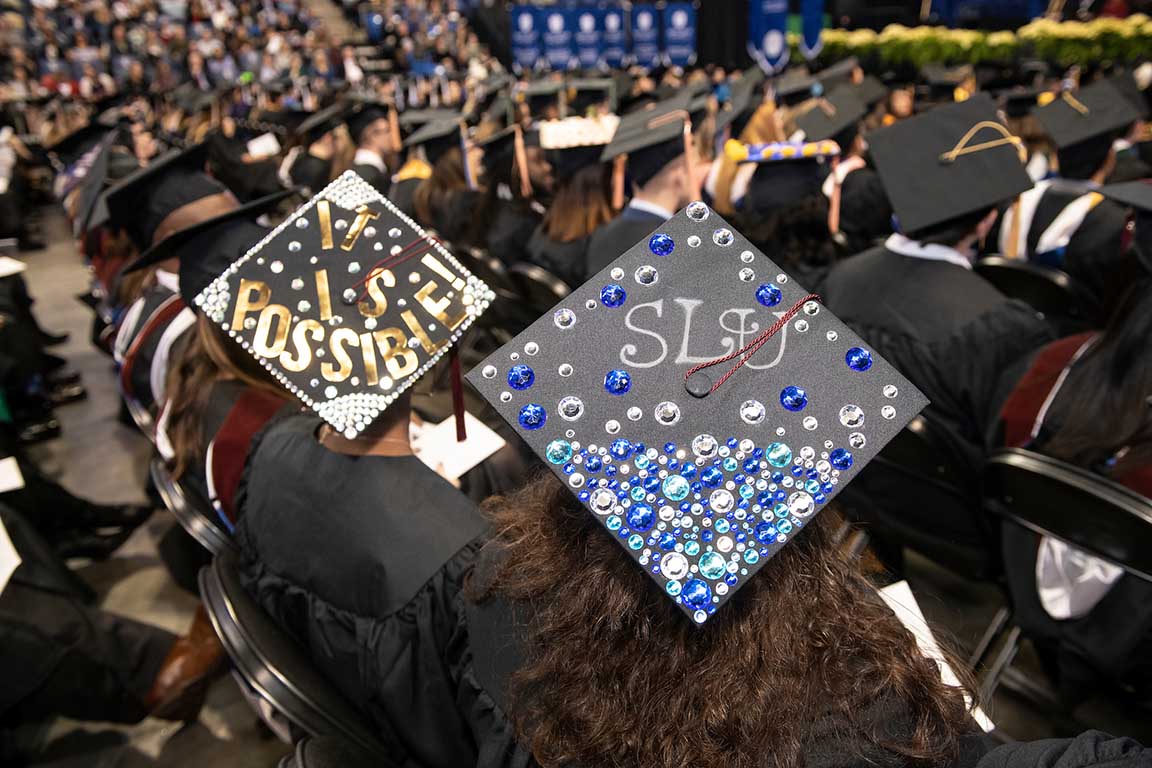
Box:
[334,219,348,231]
[849,432,866,449]
[713,228,734,246]
[288,241,302,252]
[654,401,681,425]
[363,226,376,238]
[794,319,808,333]
[524,342,539,356]
[242,317,257,330]
[510,352,519,361]
[826,330,838,342]
[686,201,709,221]
[739,399,765,425]
[802,416,818,430]
[297,300,311,312]
[692,434,718,458]
[882,405,896,420]
[343,289,358,302]
[800,446,815,460]
[687,235,701,248]
[627,406,643,421]
[270,261,284,273]
[482,365,497,379]
[388,227,402,238]
[500,391,512,403]
[776,427,786,436]
[559,396,585,421]
[558,363,573,377]
[803,301,820,316]
[883,385,898,399]
[605,420,621,434]
[839,404,865,429]
[634,265,658,285]
[364,318,377,330]
[739,267,754,282]
[310,378,319,387]
[295,218,309,229]
[569,473,585,488]
[777,273,788,283]
[324,386,337,398]
[408,272,422,284]
[610,267,625,280]
[348,261,361,274]
[740,250,754,263]
[291,278,304,290]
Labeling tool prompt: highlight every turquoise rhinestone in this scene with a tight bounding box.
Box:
[545,439,573,465]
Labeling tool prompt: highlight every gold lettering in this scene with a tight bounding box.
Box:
[314,269,333,322]
[280,319,324,372]
[374,328,419,379]
[321,328,359,382]
[252,304,291,358]
[416,281,470,331]
[341,205,380,251]
[357,267,395,318]
[359,332,380,386]
[316,199,334,249]
[420,253,466,290]
[231,279,271,332]
[401,309,447,355]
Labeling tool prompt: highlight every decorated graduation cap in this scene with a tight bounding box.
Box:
[196,171,494,437]
[1034,80,1140,149]
[794,87,866,144]
[539,115,620,183]
[603,92,699,190]
[466,201,927,624]
[725,139,843,230]
[868,93,1032,234]
[1101,179,1152,272]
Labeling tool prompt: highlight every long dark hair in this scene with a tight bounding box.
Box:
[413,146,468,232]
[1043,278,1152,477]
[734,196,845,283]
[475,473,975,768]
[540,163,613,243]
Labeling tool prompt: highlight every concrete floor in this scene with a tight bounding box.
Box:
[12,204,1152,764]
[19,208,288,767]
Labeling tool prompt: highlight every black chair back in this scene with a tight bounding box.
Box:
[200,550,392,762]
[984,448,1152,580]
[506,262,570,313]
[150,458,234,556]
[838,413,996,578]
[974,257,1098,332]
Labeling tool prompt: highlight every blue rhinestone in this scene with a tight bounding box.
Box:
[682,579,711,609]
[723,457,738,472]
[649,233,675,256]
[691,481,703,494]
[628,534,644,550]
[727,438,739,448]
[545,440,573,464]
[563,463,575,475]
[679,502,692,512]
[775,490,786,502]
[630,486,646,501]
[606,515,622,531]
[684,541,700,556]
[774,503,789,518]
[578,490,590,502]
[604,369,632,395]
[743,458,759,473]
[752,448,764,459]
[668,460,680,471]
[734,474,745,484]
[701,467,724,488]
[658,532,677,550]
[506,364,534,390]
[643,476,661,492]
[725,573,739,586]
[664,442,676,454]
[634,454,649,469]
[702,530,714,543]
[600,284,627,307]
[609,439,633,460]
[814,493,826,504]
[744,549,760,564]
[778,520,794,535]
[822,483,834,494]
[756,283,783,307]
[585,455,603,472]
[518,404,546,430]
[662,475,690,501]
[699,552,726,579]
[758,491,772,505]
[739,485,755,500]
[805,479,821,493]
[766,443,793,468]
[715,519,731,534]
[830,448,854,470]
[806,469,819,480]
[754,523,777,544]
[627,503,655,531]
[666,580,683,596]
[845,347,873,372]
[634,442,646,454]
[680,464,696,479]
[780,386,808,411]
[605,465,618,477]
[771,472,784,483]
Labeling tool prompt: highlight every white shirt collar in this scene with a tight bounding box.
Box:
[353,148,386,173]
[627,198,675,222]
[885,233,973,271]
[155,268,180,294]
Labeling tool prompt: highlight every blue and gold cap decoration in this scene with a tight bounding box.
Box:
[466,202,926,625]
[198,170,494,438]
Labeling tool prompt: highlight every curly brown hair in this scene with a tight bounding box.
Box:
[476,472,976,768]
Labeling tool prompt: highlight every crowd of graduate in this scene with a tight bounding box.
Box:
[1,1,1152,766]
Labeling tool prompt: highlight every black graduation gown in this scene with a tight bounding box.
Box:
[822,247,1054,561]
[487,201,542,267]
[585,206,666,278]
[389,177,422,221]
[351,161,389,195]
[234,414,489,767]
[524,225,590,289]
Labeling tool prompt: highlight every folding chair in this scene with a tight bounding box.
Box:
[150,458,234,556]
[974,257,1098,333]
[506,262,570,314]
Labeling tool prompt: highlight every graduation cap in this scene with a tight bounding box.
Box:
[45,122,108,162]
[794,87,866,144]
[602,93,698,190]
[869,93,1032,235]
[921,64,976,102]
[539,115,619,182]
[1109,71,1150,121]
[398,108,460,133]
[344,100,392,145]
[1000,88,1042,119]
[568,78,617,115]
[103,143,231,254]
[717,69,767,136]
[725,139,842,221]
[72,132,118,238]
[816,57,862,92]
[1100,179,1152,272]
[1034,80,1140,149]
[477,125,537,197]
[403,115,466,165]
[295,104,346,145]
[195,170,495,438]
[855,75,888,109]
[774,69,819,107]
[465,201,927,624]
[519,79,567,119]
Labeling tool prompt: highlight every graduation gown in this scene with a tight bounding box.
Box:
[585,205,666,277]
[115,284,194,414]
[350,150,389,194]
[524,225,589,289]
[487,200,542,266]
[389,176,422,220]
[994,180,1130,304]
[235,413,488,767]
[998,334,1152,701]
[822,242,1054,562]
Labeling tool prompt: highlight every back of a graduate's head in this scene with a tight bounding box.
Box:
[1056,132,1118,181]
[541,163,613,243]
[903,207,995,249]
[476,472,974,768]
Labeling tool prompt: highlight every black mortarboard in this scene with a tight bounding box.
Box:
[540,116,618,182]
[816,57,861,92]
[123,186,298,277]
[718,69,767,136]
[794,88,866,144]
[1034,80,1140,149]
[46,123,108,162]
[295,104,346,145]
[774,69,819,107]
[72,132,117,238]
[398,108,460,133]
[1109,72,1150,121]
[855,75,888,109]
[1001,88,1041,119]
[602,93,695,187]
[195,171,494,437]
[466,201,927,625]
[568,78,617,114]
[403,116,465,165]
[1100,179,1152,271]
[868,94,1033,234]
[345,102,390,144]
[921,63,974,102]
[103,143,220,251]
[520,79,566,119]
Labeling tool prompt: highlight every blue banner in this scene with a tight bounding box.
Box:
[510,5,541,74]
[601,6,627,69]
[800,0,824,60]
[541,7,577,71]
[631,4,662,70]
[663,2,696,68]
[574,7,603,71]
[748,0,790,75]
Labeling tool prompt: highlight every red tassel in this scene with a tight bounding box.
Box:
[450,349,467,442]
